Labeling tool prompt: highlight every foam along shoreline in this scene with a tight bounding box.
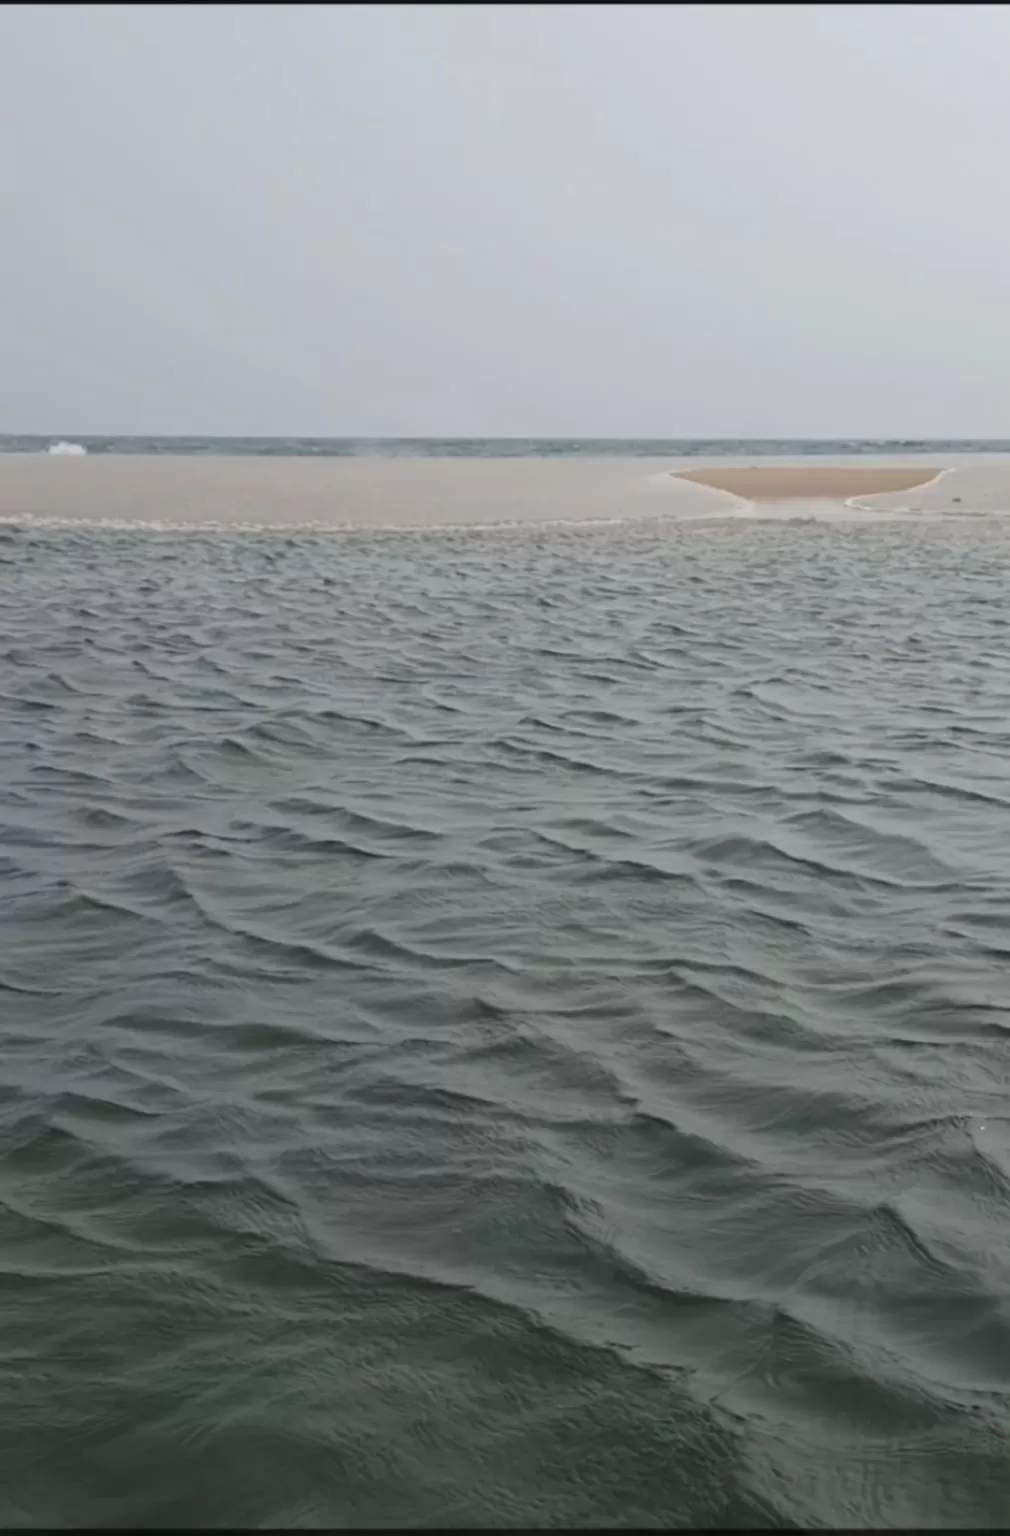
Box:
[673,466,945,502]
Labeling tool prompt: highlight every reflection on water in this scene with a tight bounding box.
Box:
[0,518,1008,1526]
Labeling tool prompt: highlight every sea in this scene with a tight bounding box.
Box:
[1,438,1009,1527]
[4,433,1010,458]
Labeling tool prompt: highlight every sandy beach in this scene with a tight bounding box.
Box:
[674,466,944,501]
[0,453,1004,531]
[0,455,693,530]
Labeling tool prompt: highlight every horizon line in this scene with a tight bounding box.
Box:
[2,432,1007,443]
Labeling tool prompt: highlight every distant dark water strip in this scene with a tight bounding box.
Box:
[5,436,1010,459]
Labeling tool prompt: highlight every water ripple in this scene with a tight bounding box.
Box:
[1,518,1009,1526]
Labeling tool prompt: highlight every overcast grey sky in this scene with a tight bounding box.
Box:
[2,3,1009,437]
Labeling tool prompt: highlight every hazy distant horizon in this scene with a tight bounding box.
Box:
[9,429,1010,445]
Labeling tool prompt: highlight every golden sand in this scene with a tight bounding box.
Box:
[674,466,942,502]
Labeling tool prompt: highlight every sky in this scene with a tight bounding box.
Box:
[2,2,1009,438]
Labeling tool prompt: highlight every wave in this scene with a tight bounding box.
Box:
[0,514,1008,1526]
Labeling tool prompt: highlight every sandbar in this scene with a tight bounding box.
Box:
[674,466,943,501]
[0,454,681,530]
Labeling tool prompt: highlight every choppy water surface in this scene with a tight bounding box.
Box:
[2,519,1009,1528]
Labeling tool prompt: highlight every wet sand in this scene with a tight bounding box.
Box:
[0,453,1004,531]
[674,466,944,501]
[0,455,686,530]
